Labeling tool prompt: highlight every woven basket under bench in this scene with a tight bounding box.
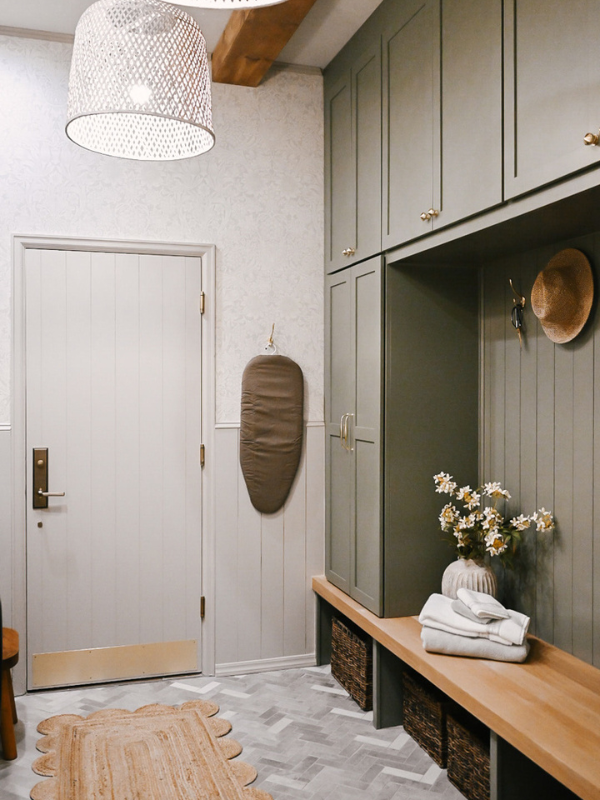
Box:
[402,669,450,768]
[331,616,373,711]
[447,707,490,800]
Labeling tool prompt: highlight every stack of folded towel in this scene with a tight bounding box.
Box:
[418,588,530,663]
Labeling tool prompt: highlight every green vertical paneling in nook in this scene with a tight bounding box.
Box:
[534,264,555,645]
[553,333,574,654]
[593,232,600,666]
[503,259,522,611]
[517,261,538,624]
[487,260,506,487]
[571,284,594,663]
[482,232,600,665]
[481,263,504,597]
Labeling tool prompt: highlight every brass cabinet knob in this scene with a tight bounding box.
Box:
[420,211,431,221]
[342,247,356,257]
[428,208,439,217]
[584,131,599,146]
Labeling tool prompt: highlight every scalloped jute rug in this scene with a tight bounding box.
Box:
[30,699,273,800]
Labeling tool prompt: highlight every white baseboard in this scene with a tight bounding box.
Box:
[215,653,316,677]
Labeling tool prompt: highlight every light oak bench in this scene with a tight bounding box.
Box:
[313,575,599,800]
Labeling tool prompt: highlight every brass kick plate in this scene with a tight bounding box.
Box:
[33,447,49,509]
[32,639,198,689]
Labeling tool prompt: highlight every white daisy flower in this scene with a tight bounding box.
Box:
[532,508,554,531]
[434,472,457,495]
[482,507,502,530]
[483,482,511,500]
[457,512,478,531]
[453,529,467,546]
[485,532,507,555]
[510,514,531,531]
[439,503,460,529]
[457,486,481,510]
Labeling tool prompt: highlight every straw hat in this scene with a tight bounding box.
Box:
[531,249,594,344]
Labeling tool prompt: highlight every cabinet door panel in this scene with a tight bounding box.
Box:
[351,260,382,613]
[326,75,356,273]
[352,439,381,613]
[354,265,382,431]
[383,0,439,249]
[325,273,353,590]
[355,44,382,264]
[438,0,503,226]
[327,437,352,593]
[505,0,600,198]
[327,276,353,425]
[325,257,382,607]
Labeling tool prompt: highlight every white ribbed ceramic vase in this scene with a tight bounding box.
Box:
[441,558,497,599]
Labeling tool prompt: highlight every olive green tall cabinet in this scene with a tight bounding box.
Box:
[325,258,383,615]
[323,0,486,618]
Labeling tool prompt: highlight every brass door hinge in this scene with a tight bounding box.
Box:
[200,596,206,619]
[199,292,205,314]
[200,444,205,467]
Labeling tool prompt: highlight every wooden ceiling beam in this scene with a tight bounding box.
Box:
[211,0,319,88]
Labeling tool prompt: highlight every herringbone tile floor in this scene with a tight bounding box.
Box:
[0,665,463,799]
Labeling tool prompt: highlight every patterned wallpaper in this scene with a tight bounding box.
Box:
[0,35,324,424]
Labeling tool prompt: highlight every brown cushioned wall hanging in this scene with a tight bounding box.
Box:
[240,355,304,514]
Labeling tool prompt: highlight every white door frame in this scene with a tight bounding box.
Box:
[11,234,217,693]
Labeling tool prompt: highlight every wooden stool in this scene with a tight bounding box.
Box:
[1,627,19,760]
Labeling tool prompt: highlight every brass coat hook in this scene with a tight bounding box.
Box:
[509,279,526,349]
[264,323,277,354]
[509,279,526,308]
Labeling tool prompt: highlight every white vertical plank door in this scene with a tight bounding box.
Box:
[25,248,204,688]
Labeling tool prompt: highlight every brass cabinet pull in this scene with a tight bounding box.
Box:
[420,211,431,221]
[584,131,600,146]
[428,208,439,217]
[342,247,356,257]
[339,413,354,451]
[340,413,350,450]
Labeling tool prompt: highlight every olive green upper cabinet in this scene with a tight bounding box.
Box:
[504,0,600,199]
[439,0,503,226]
[325,41,382,273]
[325,257,383,614]
[382,0,440,249]
[383,0,503,249]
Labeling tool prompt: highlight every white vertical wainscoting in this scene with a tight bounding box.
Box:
[0,429,12,627]
[214,422,324,674]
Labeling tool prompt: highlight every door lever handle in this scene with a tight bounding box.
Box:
[33,447,65,508]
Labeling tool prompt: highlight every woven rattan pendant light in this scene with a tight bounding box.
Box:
[66,0,215,160]
[179,1,287,6]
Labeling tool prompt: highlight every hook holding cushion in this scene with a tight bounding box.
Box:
[264,323,277,354]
